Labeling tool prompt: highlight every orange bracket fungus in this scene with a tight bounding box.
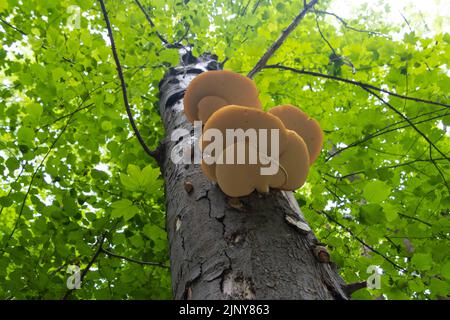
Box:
[201,105,290,181]
[183,70,261,123]
[182,70,323,197]
[200,105,310,197]
[268,105,323,164]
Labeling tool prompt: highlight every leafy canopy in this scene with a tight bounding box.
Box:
[0,0,449,299]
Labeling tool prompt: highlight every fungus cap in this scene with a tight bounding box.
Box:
[183,70,261,123]
[215,141,273,197]
[268,105,323,164]
[275,130,310,190]
[201,105,289,182]
[214,130,310,197]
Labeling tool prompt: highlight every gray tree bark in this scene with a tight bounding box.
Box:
[158,52,349,300]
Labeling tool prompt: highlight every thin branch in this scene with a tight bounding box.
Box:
[174,23,190,47]
[384,236,402,252]
[325,185,343,202]
[328,110,449,160]
[397,212,432,227]
[400,12,413,33]
[315,13,335,55]
[329,156,449,181]
[219,57,229,68]
[251,0,262,14]
[62,233,106,300]
[4,115,74,248]
[134,0,169,45]
[37,103,94,131]
[99,0,161,162]
[100,247,169,268]
[314,12,355,72]
[0,165,25,217]
[239,0,252,16]
[315,10,390,38]
[262,64,450,109]
[237,0,263,48]
[134,0,187,49]
[429,145,450,194]
[313,207,407,271]
[263,64,450,161]
[0,17,26,35]
[363,88,449,162]
[382,107,449,134]
[247,0,318,78]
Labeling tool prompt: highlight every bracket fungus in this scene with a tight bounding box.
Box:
[200,105,310,197]
[268,105,323,164]
[183,70,261,123]
[182,70,323,198]
[201,105,290,181]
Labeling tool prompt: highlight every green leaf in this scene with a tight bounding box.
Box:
[101,120,112,131]
[0,196,13,207]
[129,234,144,248]
[441,260,450,280]
[363,180,391,203]
[411,253,432,271]
[17,127,35,144]
[111,199,139,220]
[62,197,78,217]
[5,157,20,172]
[382,203,398,222]
[0,1,8,12]
[25,103,43,120]
[91,169,109,180]
[120,164,161,193]
[141,165,162,193]
[120,173,139,191]
[359,204,385,225]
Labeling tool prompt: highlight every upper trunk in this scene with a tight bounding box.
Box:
[158,52,348,300]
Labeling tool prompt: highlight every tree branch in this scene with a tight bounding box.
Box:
[3,115,74,249]
[134,0,169,45]
[429,145,450,194]
[0,165,25,217]
[37,103,94,131]
[0,17,26,35]
[327,110,449,160]
[62,233,106,300]
[314,12,355,72]
[239,0,252,17]
[397,212,432,227]
[342,281,367,297]
[99,0,162,163]
[313,207,407,271]
[263,64,449,161]
[315,10,390,38]
[247,0,318,78]
[100,247,169,268]
[363,87,449,162]
[263,64,450,108]
[330,157,449,182]
[134,0,187,49]
[314,12,335,54]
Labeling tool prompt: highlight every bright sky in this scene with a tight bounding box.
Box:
[328,0,450,38]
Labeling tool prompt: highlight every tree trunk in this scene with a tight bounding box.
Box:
[158,52,349,300]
